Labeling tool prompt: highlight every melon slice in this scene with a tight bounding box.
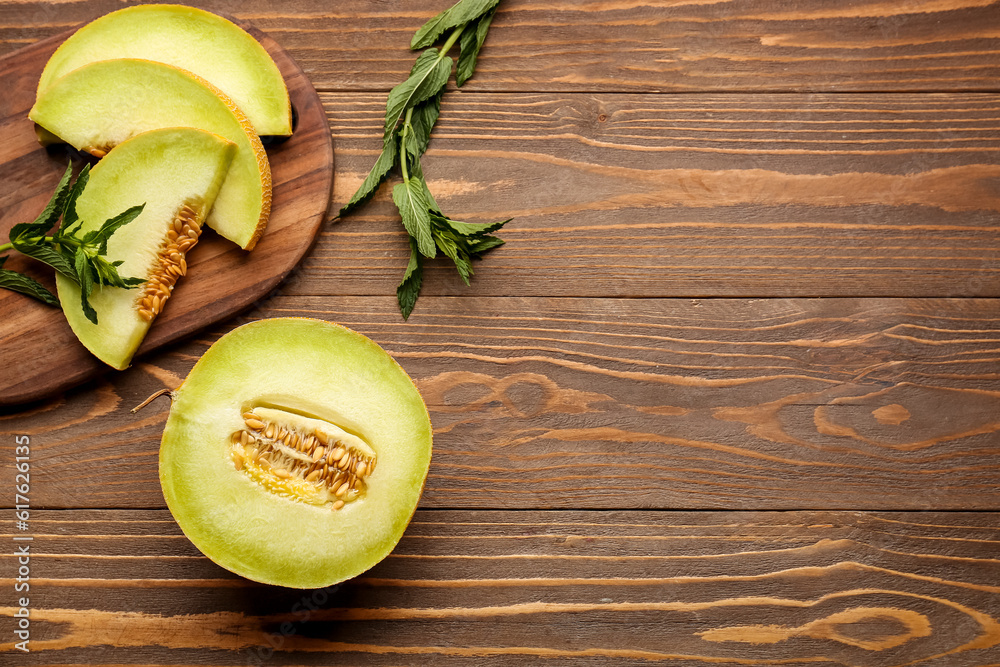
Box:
[37,4,292,136]
[57,127,236,370]
[159,318,433,588]
[29,58,271,250]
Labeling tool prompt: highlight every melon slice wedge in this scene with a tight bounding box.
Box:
[57,127,236,370]
[29,58,271,250]
[37,4,292,137]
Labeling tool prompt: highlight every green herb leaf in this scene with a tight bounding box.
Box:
[432,225,473,284]
[407,93,443,157]
[397,237,424,320]
[411,0,500,50]
[90,255,144,289]
[467,235,506,254]
[384,48,452,141]
[404,153,441,214]
[340,139,399,216]
[392,179,436,258]
[9,240,76,279]
[74,249,98,325]
[91,203,144,255]
[59,163,90,235]
[0,256,59,306]
[457,5,497,86]
[432,213,510,237]
[9,162,74,243]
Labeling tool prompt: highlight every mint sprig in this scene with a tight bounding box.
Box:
[340,0,509,319]
[0,162,145,324]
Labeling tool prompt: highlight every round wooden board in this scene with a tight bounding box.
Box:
[0,23,334,407]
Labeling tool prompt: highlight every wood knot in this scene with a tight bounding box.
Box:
[697,606,931,651]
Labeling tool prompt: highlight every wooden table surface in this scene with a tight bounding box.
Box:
[2,1,999,664]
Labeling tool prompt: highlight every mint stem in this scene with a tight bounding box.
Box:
[1,235,84,256]
[400,107,415,182]
[440,24,465,55]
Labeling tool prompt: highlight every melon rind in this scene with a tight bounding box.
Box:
[37,4,292,136]
[159,318,434,589]
[29,58,271,250]
[56,127,236,370]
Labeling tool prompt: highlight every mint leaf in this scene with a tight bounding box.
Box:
[9,162,74,241]
[397,237,423,320]
[408,92,442,157]
[9,240,75,279]
[340,139,399,216]
[0,256,59,306]
[392,179,436,258]
[90,255,144,289]
[59,163,90,235]
[383,49,452,142]
[457,6,496,86]
[74,249,97,325]
[0,270,59,306]
[91,203,144,255]
[432,213,510,237]
[406,154,442,213]
[468,235,505,254]
[433,225,473,284]
[411,0,500,49]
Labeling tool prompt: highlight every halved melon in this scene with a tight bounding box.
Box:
[160,318,433,588]
[57,127,236,370]
[29,58,270,250]
[37,4,292,136]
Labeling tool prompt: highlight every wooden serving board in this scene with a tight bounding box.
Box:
[0,23,334,407]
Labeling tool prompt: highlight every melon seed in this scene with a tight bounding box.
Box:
[135,203,204,323]
[226,408,377,509]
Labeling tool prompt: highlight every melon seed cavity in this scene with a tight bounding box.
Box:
[137,203,203,322]
[228,407,377,510]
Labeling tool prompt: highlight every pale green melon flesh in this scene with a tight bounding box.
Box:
[159,318,433,588]
[29,59,270,250]
[56,128,235,370]
[37,4,291,136]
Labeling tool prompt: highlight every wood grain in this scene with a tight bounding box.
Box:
[0,26,334,406]
[0,3,997,664]
[2,297,997,511]
[0,509,997,665]
[319,91,1000,299]
[2,0,999,93]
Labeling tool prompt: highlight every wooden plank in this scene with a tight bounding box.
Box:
[2,0,999,93]
[0,509,997,665]
[319,91,1000,299]
[2,296,998,511]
